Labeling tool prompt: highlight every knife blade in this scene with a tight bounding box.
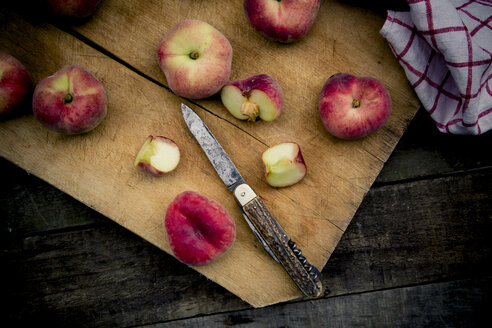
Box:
[181,103,323,298]
[181,104,278,263]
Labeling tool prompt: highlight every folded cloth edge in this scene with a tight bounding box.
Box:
[380,6,492,136]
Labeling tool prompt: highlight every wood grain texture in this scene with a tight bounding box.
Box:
[3,109,489,236]
[144,278,491,327]
[0,0,419,306]
[3,165,490,326]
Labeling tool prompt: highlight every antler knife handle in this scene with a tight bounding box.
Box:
[234,184,323,298]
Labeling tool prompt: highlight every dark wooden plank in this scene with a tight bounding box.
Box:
[323,169,492,297]
[2,169,491,326]
[2,223,248,326]
[377,108,492,184]
[144,277,491,327]
[0,157,106,238]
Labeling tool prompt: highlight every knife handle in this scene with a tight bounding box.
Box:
[234,184,323,298]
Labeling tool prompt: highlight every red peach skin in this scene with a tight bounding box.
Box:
[32,65,107,134]
[47,0,103,18]
[319,73,392,139]
[221,74,283,121]
[244,0,321,43]
[165,191,236,266]
[157,20,233,99]
[0,52,32,116]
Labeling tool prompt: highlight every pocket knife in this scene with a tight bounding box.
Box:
[181,103,323,298]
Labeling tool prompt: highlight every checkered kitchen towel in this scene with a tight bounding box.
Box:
[380,0,492,135]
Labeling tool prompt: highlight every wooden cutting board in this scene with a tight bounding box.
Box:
[0,0,419,307]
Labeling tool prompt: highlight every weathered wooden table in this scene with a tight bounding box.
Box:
[2,0,491,326]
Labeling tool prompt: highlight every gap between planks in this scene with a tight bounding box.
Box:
[55,24,270,148]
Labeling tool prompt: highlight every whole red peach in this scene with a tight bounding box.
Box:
[0,52,32,116]
[32,65,107,134]
[47,0,103,19]
[165,191,236,266]
[244,0,321,43]
[157,20,233,99]
[319,73,392,139]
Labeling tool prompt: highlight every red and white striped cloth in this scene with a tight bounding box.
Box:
[380,0,492,135]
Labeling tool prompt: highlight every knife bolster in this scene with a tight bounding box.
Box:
[233,184,257,206]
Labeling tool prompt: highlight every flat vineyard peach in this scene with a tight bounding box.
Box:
[165,191,236,266]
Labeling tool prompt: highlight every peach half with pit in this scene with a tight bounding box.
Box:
[220,74,283,122]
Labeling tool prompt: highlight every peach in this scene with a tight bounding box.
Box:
[157,20,233,99]
[165,191,236,266]
[32,65,107,134]
[262,142,306,187]
[0,52,32,116]
[47,0,103,19]
[319,73,392,139]
[220,74,283,121]
[134,136,180,176]
[244,0,321,43]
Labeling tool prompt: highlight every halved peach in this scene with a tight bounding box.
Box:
[134,136,180,176]
[262,142,306,187]
[221,74,283,121]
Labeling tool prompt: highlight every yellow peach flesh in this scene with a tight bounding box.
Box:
[262,143,306,187]
[249,89,277,121]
